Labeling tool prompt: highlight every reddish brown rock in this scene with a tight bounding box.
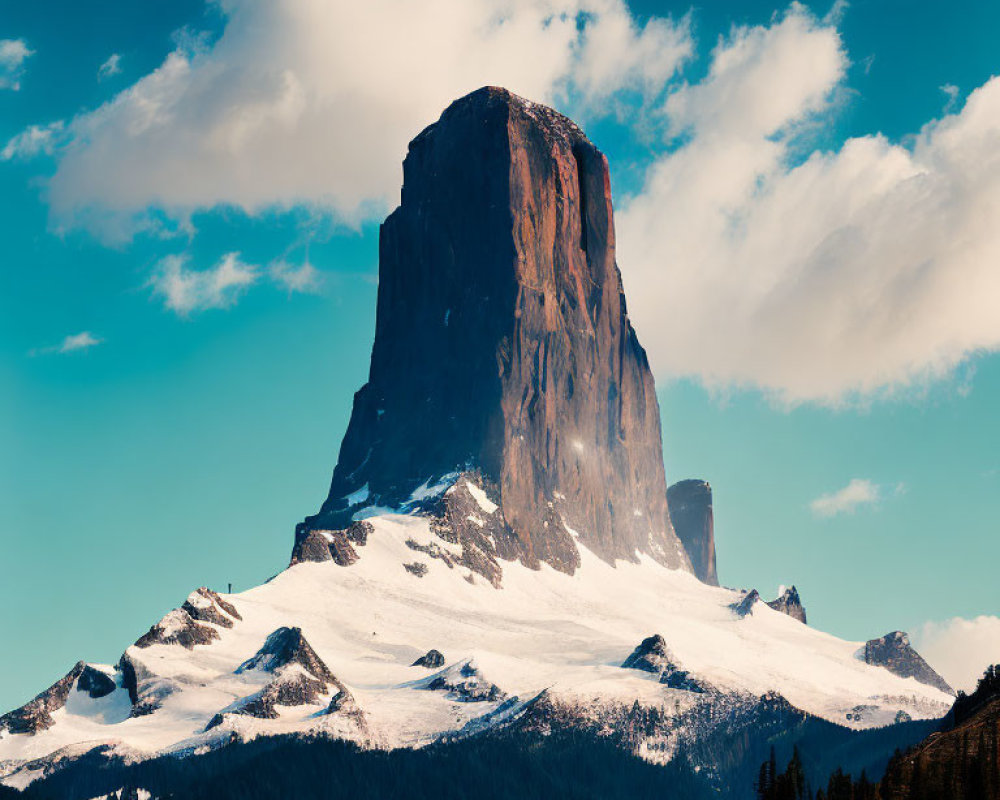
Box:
[181,587,242,628]
[290,521,370,566]
[298,87,690,575]
[133,609,219,650]
[0,662,86,735]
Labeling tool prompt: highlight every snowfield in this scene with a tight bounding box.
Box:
[0,511,951,786]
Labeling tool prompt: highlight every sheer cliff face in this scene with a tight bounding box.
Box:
[301,87,690,574]
[667,480,718,585]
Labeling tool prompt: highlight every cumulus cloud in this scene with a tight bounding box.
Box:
[35,0,689,237]
[914,617,1000,693]
[150,252,258,314]
[2,121,65,160]
[809,478,880,517]
[11,3,1000,404]
[618,5,1000,404]
[29,331,103,356]
[97,53,122,81]
[0,38,33,91]
[269,259,322,294]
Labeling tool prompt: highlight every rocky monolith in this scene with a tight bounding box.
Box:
[298,87,690,575]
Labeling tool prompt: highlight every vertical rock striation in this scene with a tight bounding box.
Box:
[666,480,718,585]
[299,86,690,574]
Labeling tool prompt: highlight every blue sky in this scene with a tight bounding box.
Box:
[2,0,999,711]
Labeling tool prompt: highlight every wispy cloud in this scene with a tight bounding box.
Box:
[150,252,258,315]
[97,53,122,81]
[915,617,1000,693]
[29,331,103,356]
[940,83,960,111]
[0,38,33,91]
[809,479,881,518]
[2,121,65,160]
[269,259,323,294]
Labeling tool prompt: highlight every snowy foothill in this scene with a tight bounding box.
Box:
[0,509,951,786]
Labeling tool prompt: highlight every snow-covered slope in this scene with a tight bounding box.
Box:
[0,500,950,788]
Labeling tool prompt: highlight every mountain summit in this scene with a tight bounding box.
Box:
[0,89,955,800]
[298,86,689,574]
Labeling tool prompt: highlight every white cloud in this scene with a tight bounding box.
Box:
[2,121,65,160]
[0,38,33,91]
[809,478,880,517]
[29,331,103,356]
[914,617,1000,694]
[618,5,1000,404]
[150,252,258,314]
[11,3,1000,405]
[269,259,322,294]
[34,0,689,238]
[98,53,122,81]
[58,331,102,352]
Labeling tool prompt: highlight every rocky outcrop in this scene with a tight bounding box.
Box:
[667,480,718,585]
[118,652,175,718]
[403,561,428,577]
[417,659,505,703]
[77,665,116,699]
[134,609,219,650]
[208,628,351,730]
[0,662,86,734]
[130,588,240,652]
[427,475,511,586]
[766,586,807,624]
[622,634,674,674]
[621,635,708,693]
[0,662,124,735]
[181,587,242,628]
[730,590,761,618]
[412,650,446,668]
[236,627,336,682]
[297,86,690,576]
[863,631,953,695]
[206,670,335,729]
[290,521,371,566]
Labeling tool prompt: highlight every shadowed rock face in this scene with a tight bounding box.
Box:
[237,627,336,684]
[620,635,708,693]
[863,631,954,695]
[290,522,371,567]
[767,586,807,624]
[299,86,690,575]
[0,662,86,735]
[667,480,717,585]
[730,590,760,618]
[622,635,674,674]
[207,627,361,732]
[77,666,116,699]
[412,649,446,669]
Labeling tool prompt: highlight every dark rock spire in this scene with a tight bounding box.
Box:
[299,86,690,574]
[667,479,718,585]
[863,631,954,695]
